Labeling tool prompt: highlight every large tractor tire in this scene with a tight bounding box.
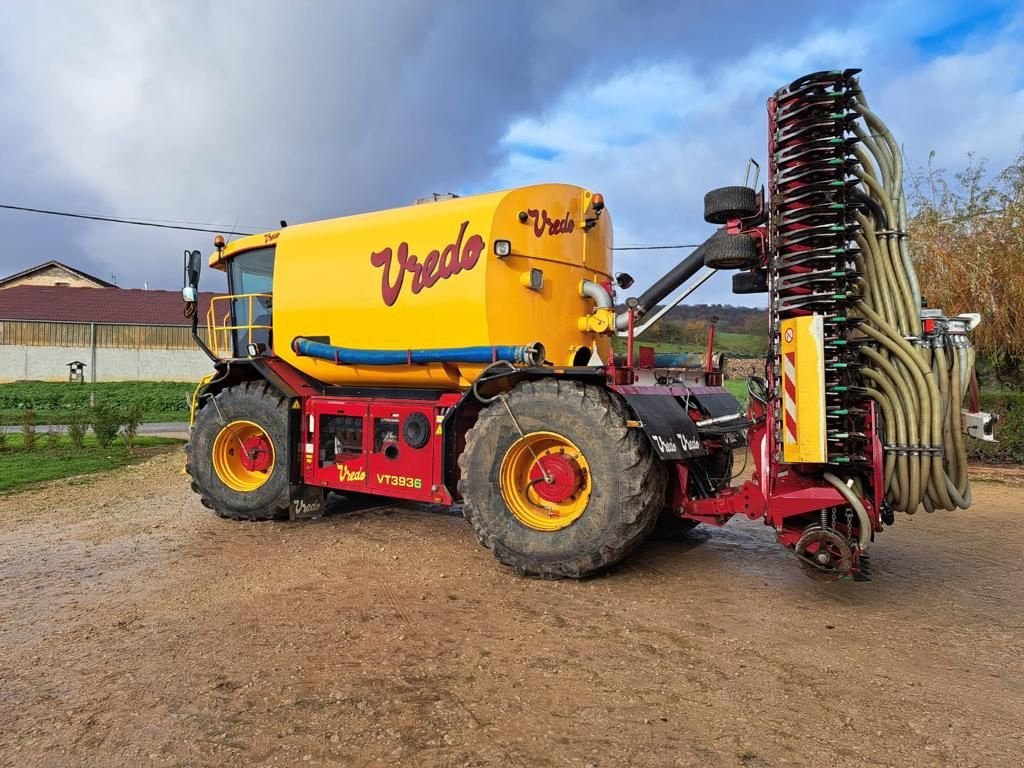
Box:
[458,379,666,579]
[185,381,290,522]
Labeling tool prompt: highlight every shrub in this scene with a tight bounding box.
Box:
[966,391,1024,465]
[0,429,7,453]
[67,411,88,450]
[910,151,1024,371]
[123,403,143,451]
[21,410,36,451]
[46,426,62,454]
[91,402,123,448]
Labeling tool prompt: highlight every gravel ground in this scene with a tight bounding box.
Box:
[0,449,1021,768]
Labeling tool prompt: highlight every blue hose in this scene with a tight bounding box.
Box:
[292,337,543,366]
[612,353,705,369]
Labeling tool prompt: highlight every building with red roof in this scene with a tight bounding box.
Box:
[0,266,222,383]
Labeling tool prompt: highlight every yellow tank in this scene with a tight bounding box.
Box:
[210,184,614,389]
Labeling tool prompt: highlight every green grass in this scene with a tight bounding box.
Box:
[0,381,194,425]
[723,378,749,407]
[0,434,182,492]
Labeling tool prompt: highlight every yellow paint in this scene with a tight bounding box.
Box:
[210,184,613,389]
[499,431,592,532]
[188,372,215,430]
[780,315,827,463]
[183,371,217,475]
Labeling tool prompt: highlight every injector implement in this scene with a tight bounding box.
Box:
[183,70,995,582]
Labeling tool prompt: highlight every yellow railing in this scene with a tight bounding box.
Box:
[206,293,273,358]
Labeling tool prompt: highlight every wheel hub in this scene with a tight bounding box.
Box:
[499,431,592,532]
[211,420,276,493]
[239,434,273,473]
[529,454,584,503]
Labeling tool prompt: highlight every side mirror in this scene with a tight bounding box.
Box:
[182,249,202,302]
[615,272,635,290]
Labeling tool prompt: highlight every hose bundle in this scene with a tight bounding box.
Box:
[770,70,974,516]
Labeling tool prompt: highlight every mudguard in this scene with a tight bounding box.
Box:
[612,388,707,460]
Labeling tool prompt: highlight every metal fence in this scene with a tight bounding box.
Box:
[0,320,209,350]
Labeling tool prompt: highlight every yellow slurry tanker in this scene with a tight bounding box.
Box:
[183,70,995,581]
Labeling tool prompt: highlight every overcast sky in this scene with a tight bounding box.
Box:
[1,0,1021,303]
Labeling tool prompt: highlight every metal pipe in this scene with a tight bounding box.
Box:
[89,322,97,383]
[579,279,612,309]
[632,240,710,318]
[617,268,717,335]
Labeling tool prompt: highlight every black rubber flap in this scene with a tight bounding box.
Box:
[688,389,742,420]
[620,392,706,460]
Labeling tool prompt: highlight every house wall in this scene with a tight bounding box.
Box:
[0,265,107,289]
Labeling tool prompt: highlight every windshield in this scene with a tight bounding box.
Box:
[227,246,275,355]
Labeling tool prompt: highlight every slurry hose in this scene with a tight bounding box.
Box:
[846,84,972,514]
[769,71,975,527]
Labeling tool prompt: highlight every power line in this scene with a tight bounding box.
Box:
[613,244,701,251]
[2,201,711,251]
[0,203,256,236]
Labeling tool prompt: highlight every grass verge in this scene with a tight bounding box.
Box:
[0,435,182,492]
[0,381,193,425]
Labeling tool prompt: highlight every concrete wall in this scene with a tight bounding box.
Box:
[0,345,214,382]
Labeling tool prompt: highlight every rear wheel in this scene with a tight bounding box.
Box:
[186,381,290,521]
[459,379,665,579]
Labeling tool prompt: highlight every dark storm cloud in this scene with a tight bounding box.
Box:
[0,0,835,289]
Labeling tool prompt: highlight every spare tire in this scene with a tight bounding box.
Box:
[704,186,758,224]
[733,269,769,294]
[704,232,761,270]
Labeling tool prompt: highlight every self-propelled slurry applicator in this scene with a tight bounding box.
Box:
[182,70,995,581]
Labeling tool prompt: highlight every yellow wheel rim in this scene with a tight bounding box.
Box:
[212,420,275,492]
[499,431,592,532]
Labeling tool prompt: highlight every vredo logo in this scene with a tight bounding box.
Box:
[526,209,575,238]
[338,463,367,483]
[370,221,485,307]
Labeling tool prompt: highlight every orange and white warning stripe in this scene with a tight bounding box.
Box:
[783,350,798,445]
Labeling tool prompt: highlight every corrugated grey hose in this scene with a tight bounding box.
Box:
[846,87,972,514]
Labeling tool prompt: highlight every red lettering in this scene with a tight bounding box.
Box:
[419,249,441,289]
[370,246,403,307]
[370,221,484,305]
[462,233,484,270]
[439,221,467,278]
[526,208,575,238]
[527,209,544,238]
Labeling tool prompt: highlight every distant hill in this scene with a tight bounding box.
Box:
[613,303,769,358]
[660,303,768,335]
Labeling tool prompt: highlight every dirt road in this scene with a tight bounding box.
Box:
[1,450,1021,767]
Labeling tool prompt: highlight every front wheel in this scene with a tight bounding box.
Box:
[186,381,290,521]
[458,379,666,578]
